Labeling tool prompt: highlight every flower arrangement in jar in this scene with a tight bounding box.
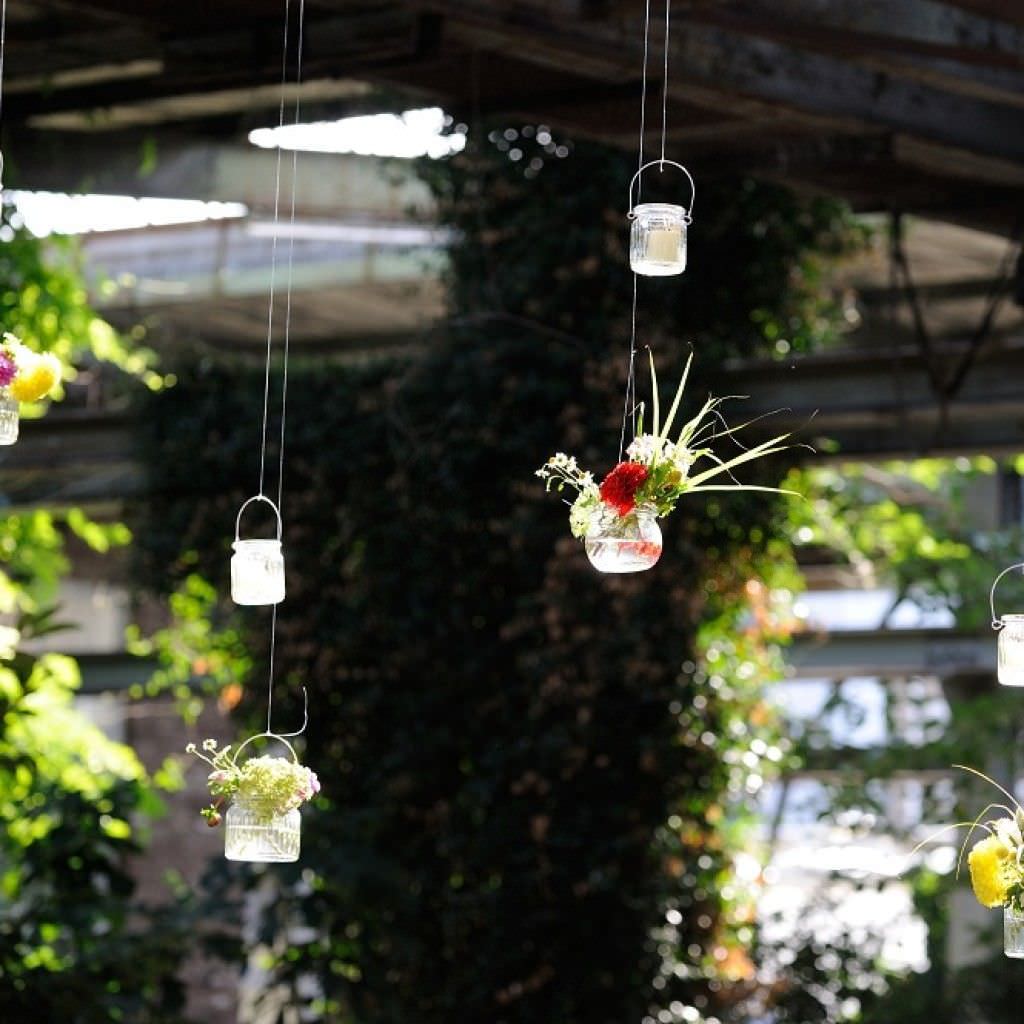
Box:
[187,737,320,863]
[0,333,64,445]
[536,352,795,573]
[913,765,1024,958]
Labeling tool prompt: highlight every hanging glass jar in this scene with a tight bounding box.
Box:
[224,797,301,863]
[0,389,18,446]
[231,495,285,606]
[222,733,304,863]
[585,503,662,574]
[990,563,1024,686]
[627,159,695,277]
[1006,904,1024,958]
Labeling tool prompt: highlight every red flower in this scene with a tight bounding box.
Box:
[599,461,649,516]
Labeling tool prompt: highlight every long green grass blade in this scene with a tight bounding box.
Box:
[660,351,693,441]
[687,484,802,498]
[649,349,660,441]
[685,434,792,487]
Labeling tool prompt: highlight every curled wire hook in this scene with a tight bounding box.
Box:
[232,686,309,765]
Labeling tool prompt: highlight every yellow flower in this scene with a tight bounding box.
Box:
[968,834,1018,908]
[11,352,61,402]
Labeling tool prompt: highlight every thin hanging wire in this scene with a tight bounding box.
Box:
[660,0,671,165]
[263,0,306,737]
[277,0,305,515]
[0,0,9,187]
[619,0,654,460]
[257,0,293,498]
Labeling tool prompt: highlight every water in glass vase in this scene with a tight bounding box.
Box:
[0,390,18,445]
[1006,905,1024,958]
[224,800,301,863]
[585,506,662,574]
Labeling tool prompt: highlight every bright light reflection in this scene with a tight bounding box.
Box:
[9,191,247,237]
[249,107,466,159]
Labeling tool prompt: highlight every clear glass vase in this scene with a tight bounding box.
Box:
[224,798,301,863]
[585,505,663,574]
[0,389,19,445]
[630,202,687,276]
[1006,904,1024,958]
[231,539,286,605]
[998,615,1024,686]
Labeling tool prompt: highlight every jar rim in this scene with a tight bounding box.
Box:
[1002,614,1024,622]
[232,538,282,550]
[633,201,686,216]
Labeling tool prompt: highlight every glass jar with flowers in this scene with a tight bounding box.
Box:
[186,735,320,863]
[912,765,1024,958]
[0,333,63,445]
[537,352,796,573]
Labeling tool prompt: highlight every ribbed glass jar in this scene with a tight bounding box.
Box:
[998,615,1024,687]
[585,505,663,574]
[224,798,300,863]
[0,389,18,446]
[630,203,687,276]
[231,539,285,605]
[1006,904,1024,958]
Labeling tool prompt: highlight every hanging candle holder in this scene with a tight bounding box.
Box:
[990,562,1024,686]
[232,494,286,606]
[627,159,695,276]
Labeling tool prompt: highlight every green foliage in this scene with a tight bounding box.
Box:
[787,456,1017,629]
[0,201,165,394]
[129,127,862,1022]
[0,621,190,1021]
[0,213,191,1019]
[126,573,253,721]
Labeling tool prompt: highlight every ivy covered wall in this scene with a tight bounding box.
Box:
[128,131,861,1023]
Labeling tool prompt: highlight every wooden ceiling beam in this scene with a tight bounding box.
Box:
[937,1,1024,30]
[422,0,1024,165]
[680,2,1024,110]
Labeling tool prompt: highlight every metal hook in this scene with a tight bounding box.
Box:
[990,563,1024,630]
[231,686,308,765]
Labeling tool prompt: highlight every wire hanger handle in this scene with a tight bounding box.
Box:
[990,562,1024,629]
[235,493,283,543]
[627,159,696,220]
[232,731,300,765]
[232,685,308,764]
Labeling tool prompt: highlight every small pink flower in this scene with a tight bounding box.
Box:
[0,353,16,388]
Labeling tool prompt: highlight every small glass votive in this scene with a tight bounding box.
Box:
[998,615,1024,686]
[630,202,687,276]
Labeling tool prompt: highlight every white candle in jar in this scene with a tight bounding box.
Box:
[646,226,681,262]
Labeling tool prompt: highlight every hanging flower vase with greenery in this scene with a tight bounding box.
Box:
[0,332,64,445]
[187,734,320,863]
[537,351,796,573]
[911,765,1024,958]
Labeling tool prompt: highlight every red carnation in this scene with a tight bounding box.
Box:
[599,461,649,516]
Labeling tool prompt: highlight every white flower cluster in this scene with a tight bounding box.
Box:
[536,452,595,493]
[626,433,695,477]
